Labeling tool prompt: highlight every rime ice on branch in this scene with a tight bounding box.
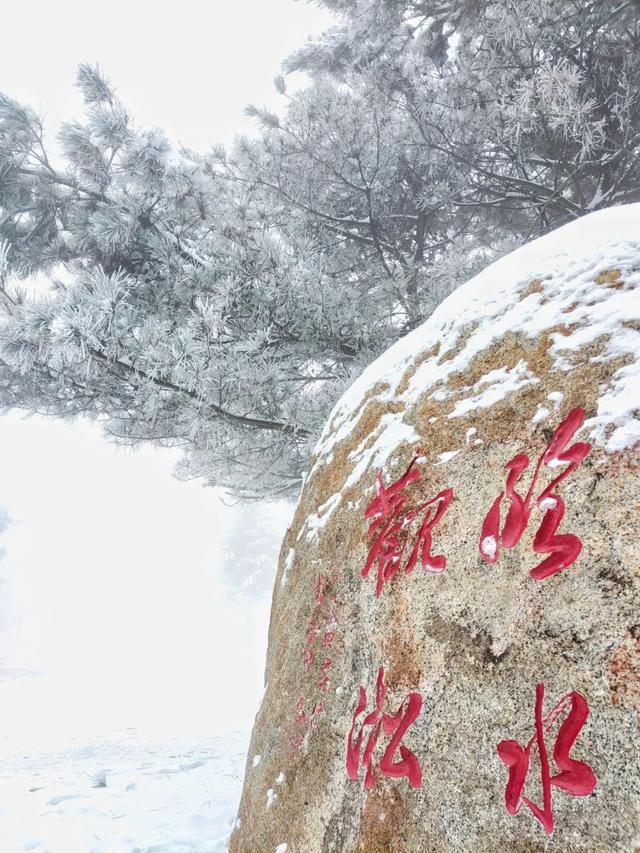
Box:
[363,452,453,596]
[346,667,423,790]
[497,682,596,835]
[479,407,591,579]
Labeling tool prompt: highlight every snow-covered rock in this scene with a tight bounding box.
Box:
[230,206,640,852]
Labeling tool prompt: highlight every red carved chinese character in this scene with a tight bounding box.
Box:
[303,619,318,673]
[363,452,453,596]
[289,695,308,752]
[497,682,596,835]
[479,407,591,579]
[314,574,328,606]
[318,657,333,692]
[346,667,423,790]
[312,698,326,719]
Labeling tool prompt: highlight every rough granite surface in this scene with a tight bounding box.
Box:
[229,206,640,853]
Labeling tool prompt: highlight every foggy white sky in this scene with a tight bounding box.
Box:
[0,1,332,749]
[1,0,332,152]
[0,412,293,748]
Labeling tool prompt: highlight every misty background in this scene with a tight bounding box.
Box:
[0,0,332,753]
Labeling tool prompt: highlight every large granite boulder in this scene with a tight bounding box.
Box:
[229,205,640,853]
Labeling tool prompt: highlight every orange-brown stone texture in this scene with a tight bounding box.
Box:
[230,206,640,852]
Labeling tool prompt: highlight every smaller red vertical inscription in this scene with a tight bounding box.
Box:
[363,451,453,596]
[479,407,592,579]
[497,682,596,835]
[347,667,423,790]
[291,574,338,753]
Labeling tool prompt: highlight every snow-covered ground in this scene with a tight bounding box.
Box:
[0,416,294,852]
[0,675,248,853]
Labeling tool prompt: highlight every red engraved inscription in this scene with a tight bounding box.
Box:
[291,575,337,752]
[497,682,596,835]
[346,666,423,790]
[302,619,318,673]
[363,452,453,596]
[314,574,328,606]
[479,407,591,579]
[290,695,308,752]
[318,657,333,692]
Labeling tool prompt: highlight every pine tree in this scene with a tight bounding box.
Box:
[0,3,638,499]
[219,501,292,599]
